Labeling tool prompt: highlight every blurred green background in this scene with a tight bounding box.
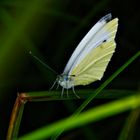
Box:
[0,0,140,139]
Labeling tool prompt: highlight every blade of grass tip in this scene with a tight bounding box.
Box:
[118,109,140,140]
[6,93,27,140]
[19,93,140,140]
[51,51,140,139]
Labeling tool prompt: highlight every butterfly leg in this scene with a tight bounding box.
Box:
[72,86,80,99]
[49,79,57,91]
[56,82,60,90]
[61,87,64,98]
[66,89,69,98]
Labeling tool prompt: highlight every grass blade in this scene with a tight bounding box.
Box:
[6,94,25,140]
[118,109,140,140]
[74,51,140,115]
[19,93,140,140]
[20,51,140,140]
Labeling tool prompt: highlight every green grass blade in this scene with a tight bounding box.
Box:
[7,89,135,139]
[118,109,140,140]
[22,89,137,102]
[0,8,56,84]
[18,51,140,140]
[0,0,43,58]
[0,0,47,93]
[74,51,140,115]
[12,103,25,139]
[19,93,140,140]
[6,95,25,140]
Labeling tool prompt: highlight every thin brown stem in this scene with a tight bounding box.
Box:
[6,93,28,140]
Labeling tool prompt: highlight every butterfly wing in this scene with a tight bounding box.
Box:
[70,18,118,86]
[63,14,112,74]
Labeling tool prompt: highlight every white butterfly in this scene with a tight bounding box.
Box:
[52,13,118,97]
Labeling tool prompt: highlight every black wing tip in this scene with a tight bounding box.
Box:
[99,13,112,23]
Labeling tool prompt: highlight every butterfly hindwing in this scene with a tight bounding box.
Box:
[71,41,116,85]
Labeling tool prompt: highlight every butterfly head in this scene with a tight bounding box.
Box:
[57,74,74,89]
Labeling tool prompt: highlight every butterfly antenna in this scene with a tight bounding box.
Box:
[72,86,80,99]
[29,51,58,75]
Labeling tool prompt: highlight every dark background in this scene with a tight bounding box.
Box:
[0,0,140,139]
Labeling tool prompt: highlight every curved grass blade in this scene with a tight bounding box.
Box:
[19,93,140,140]
[6,94,25,140]
[7,89,137,140]
[118,109,140,140]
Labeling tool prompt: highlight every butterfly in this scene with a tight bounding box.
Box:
[53,13,119,98]
[30,13,118,98]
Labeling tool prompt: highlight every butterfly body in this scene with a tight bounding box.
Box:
[56,14,118,92]
[57,74,74,89]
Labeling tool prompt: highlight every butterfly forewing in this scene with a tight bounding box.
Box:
[69,18,118,86]
[63,14,112,74]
